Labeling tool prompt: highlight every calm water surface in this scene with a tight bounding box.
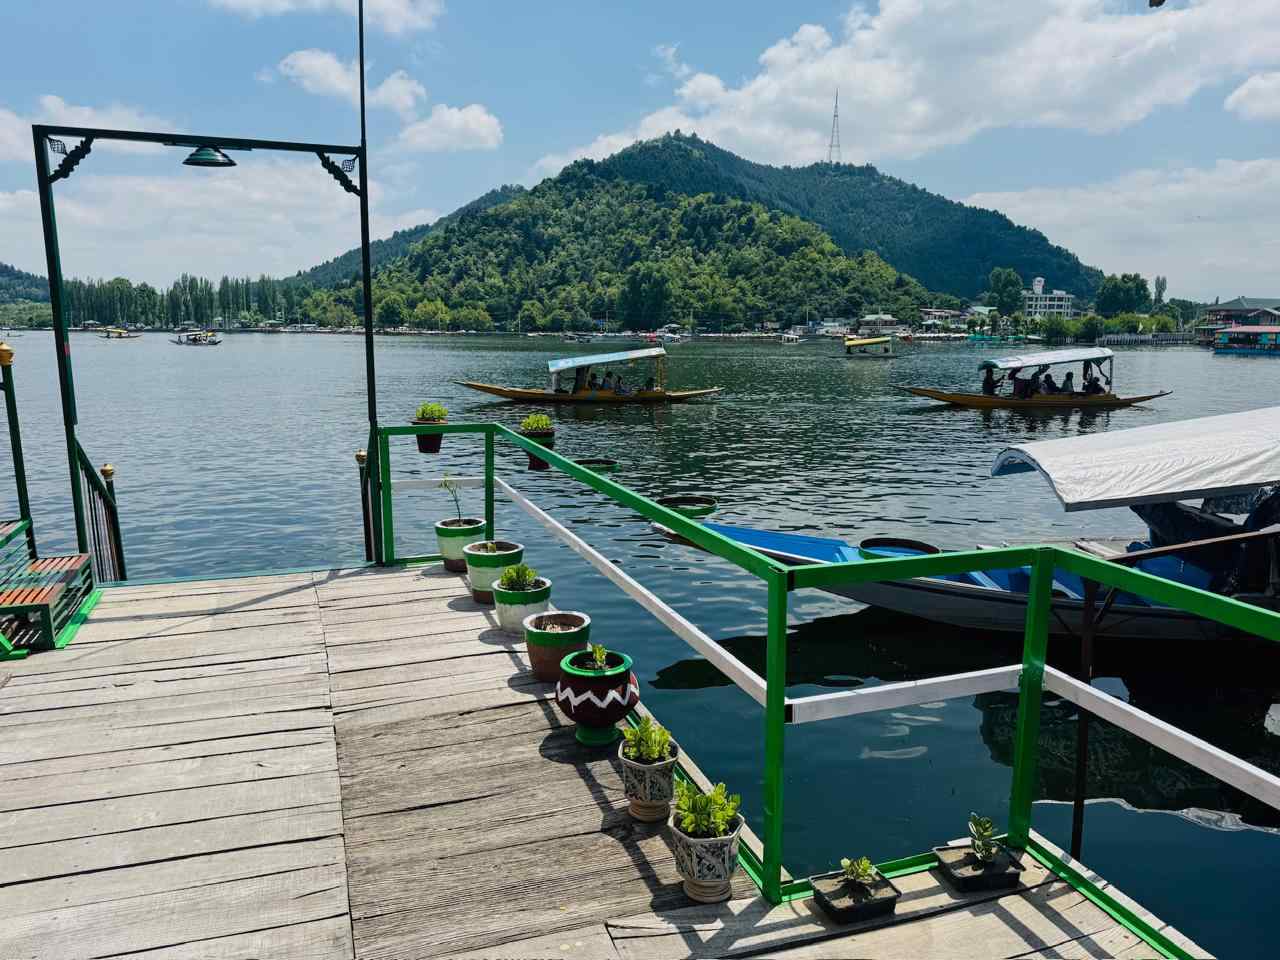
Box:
[4,331,1278,956]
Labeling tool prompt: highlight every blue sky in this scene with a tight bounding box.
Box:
[2,0,1278,300]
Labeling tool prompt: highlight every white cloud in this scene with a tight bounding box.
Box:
[1225,72,1280,121]
[275,50,427,122]
[965,158,1280,302]
[0,158,435,285]
[0,96,173,163]
[209,0,443,34]
[534,0,1280,176]
[398,104,502,152]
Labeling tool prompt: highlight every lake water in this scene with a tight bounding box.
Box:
[4,331,1279,956]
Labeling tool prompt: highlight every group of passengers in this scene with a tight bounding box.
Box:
[581,370,656,394]
[981,362,1106,398]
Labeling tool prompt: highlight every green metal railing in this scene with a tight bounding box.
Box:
[369,421,1280,960]
[74,441,126,582]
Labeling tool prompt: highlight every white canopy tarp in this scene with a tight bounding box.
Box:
[547,347,665,373]
[991,406,1280,512]
[980,347,1113,371]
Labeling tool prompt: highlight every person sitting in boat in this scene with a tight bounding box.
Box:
[981,368,1005,396]
[1060,371,1075,394]
[1008,368,1029,398]
[1084,375,1105,395]
[587,371,600,390]
[614,375,629,396]
[644,376,656,391]
[1040,372,1060,394]
[602,371,615,391]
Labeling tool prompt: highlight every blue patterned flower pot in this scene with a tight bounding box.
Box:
[668,813,743,903]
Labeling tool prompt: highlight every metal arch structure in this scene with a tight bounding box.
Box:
[31,2,383,564]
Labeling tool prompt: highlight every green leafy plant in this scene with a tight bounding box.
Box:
[587,642,609,669]
[497,563,537,592]
[438,474,463,522]
[415,401,448,421]
[520,413,553,434]
[968,812,997,864]
[840,856,878,888]
[622,715,672,763]
[673,780,741,839]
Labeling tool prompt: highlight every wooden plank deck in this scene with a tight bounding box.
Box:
[0,564,1209,959]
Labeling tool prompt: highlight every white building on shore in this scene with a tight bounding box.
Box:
[1022,277,1076,321]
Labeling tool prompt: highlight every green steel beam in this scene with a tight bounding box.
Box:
[1007,549,1053,848]
[377,431,394,564]
[0,356,35,556]
[787,545,1038,590]
[761,569,789,904]
[484,428,495,541]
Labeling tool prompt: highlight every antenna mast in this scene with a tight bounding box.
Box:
[827,89,841,165]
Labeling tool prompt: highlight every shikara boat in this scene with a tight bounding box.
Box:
[658,407,1280,641]
[905,347,1169,409]
[99,327,140,339]
[457,347,723,404]
[170,330,222,346]
[844,336,895,358]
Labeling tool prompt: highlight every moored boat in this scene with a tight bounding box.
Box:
[170,330,222,346]
[1213,325,1280,356]
[904,347,1169,409]
[843,335,895,358]
[457,346,722,404]
[99,327,140,339]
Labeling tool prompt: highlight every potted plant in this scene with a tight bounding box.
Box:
[519,413,556,470]
[524,610,589,681]
[493,562,551,633]
[435,475,484,573]
[932,813,1024,892]
[462,539,525,604]
[668,780,743,904]
[811,856,902,924]
[412,402,448,453]
[554,643,639,746]
[619,715,679,823]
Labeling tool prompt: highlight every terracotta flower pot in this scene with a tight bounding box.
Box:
[493,576,552,634]
[554,648,638,746]
[669,813,743,903]
[412,418,445,453]
[523,610,589,681]
[521,430,555,470]
[462,541,524,604]
[435,518,485,572]
[619,738,680,822]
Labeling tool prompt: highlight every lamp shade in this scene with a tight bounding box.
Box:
[183,145,236,168]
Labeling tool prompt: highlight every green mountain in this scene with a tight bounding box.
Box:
[342,159,963,331]
[291,184,525,288]
[0,262,49,304]
[587,133,1102,300]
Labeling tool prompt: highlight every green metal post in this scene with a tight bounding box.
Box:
[32,128,88,554]
[377,431,394,564]
[0,344,35,556]
[484,429,495,541]
[761,569,789,903]
[1007,548,1053,848]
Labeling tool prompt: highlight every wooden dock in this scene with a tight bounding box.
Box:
[0,564,1207,959]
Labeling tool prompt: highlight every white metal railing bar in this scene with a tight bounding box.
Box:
[496,477,769,707]
[1044,666,1280,811]
[786,665,1023,725]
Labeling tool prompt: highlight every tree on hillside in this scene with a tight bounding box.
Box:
[375,293,407,328]
[1153,275,1167,306]
[1096,274,1152,317]
[412,298,451,330]
[988,268,1024,317]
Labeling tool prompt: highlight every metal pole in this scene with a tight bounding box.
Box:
[32,128,88,554]
[1007,549,1053,849]
[99,462,126,580]
[761,569,789,904]
[0,343,36,556]
[1070,579,1097,859]
[355,449,372,562]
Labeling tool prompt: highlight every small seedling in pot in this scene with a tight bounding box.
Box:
[969,812,997,864]
[498,563,537,592]
[588,643,609,669]
[438,475,463,522]
[622,715,672,763]
[841,856,879,888]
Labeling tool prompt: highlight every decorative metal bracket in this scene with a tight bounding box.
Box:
[317,152,360,196]
[48,137,94,184]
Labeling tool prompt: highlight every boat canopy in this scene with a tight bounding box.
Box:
[991,405,1280,512]
[546,347,666,374]
[979,347,1113,371]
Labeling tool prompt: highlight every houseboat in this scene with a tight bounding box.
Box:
[1213,325,1280,356]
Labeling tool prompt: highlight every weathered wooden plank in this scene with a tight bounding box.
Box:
[90,588,320,619]
[331,660,537,711]
[318,598,495,629]
[0,770,340,848]
[117,916,353,960]
[334,700,558,757]
[100,572,318,603]
[1015,923,1144,959]
[332,675,552,722]
[3,650,326,692]
[0,861,349,959]
[330,649,527,692]
[447,924,620,960]
[326,632,521,677]
[0,803,343,886]
[317,582,477,609]
[0,741,337,813]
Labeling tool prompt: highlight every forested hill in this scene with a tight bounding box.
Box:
[292,184,525,288]
[0,262,49,304]
[583,133,1102,300]
[356,161,962,331]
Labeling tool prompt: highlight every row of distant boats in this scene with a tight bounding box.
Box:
[97,327,221,345]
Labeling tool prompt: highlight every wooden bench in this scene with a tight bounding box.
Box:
[0,520,94,660]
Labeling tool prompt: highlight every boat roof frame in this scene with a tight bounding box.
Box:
[547,346,667,374]
[980,347,1114,371]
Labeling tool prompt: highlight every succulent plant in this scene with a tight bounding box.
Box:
[840,856,879,888]
[968,812,997,863]
[415,401,448,421]
[622,715,673,763]
[674,780,741,839]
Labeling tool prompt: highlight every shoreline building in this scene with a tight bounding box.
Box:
[1022,277,1076,322]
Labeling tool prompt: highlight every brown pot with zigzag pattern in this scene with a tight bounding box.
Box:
[555,649,638,747]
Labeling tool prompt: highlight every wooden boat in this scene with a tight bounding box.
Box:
[170,330,222,346]
[844,336,894,359]
[457,347,722,404]
[99,327,140,339]
[905,347,1169,409]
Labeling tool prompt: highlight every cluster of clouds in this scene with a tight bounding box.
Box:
[210,0,444,35]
